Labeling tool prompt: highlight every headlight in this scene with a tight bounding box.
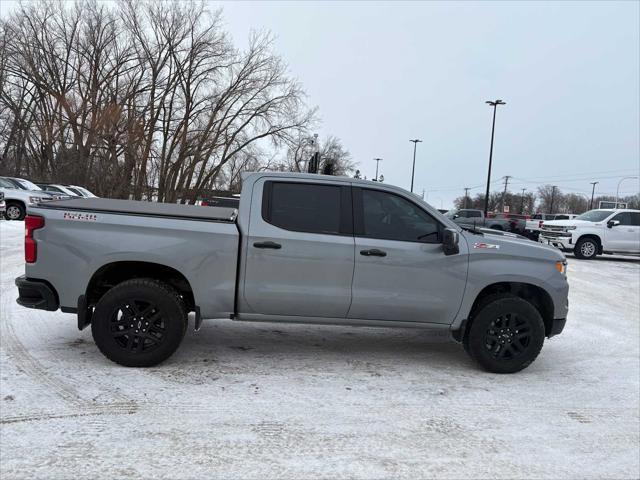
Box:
[565,226,576,231]
[555,260,567,275]
[28,196,42,204]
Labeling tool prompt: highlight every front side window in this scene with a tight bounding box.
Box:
[611,212,639,226]
[359,189,441,243]
[467,210,482,218]
[263,181,345,235]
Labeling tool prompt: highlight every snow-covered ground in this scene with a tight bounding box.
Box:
[1,219,638,479]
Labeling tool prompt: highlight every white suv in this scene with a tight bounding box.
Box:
[539,209,640,259]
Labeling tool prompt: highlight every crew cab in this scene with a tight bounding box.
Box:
[15,173,569,373]
[539,209,640,259]
[445,209,526,233]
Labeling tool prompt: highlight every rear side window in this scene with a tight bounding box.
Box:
[467,210,482,218]
[262,181,350,235]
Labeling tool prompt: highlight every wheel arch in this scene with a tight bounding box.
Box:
[575,234,603,254]
[456,282,555,340]
[86,261,196,311]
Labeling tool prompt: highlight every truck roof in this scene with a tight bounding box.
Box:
[36,197,237,222]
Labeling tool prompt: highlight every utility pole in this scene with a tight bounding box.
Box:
[549,185,557,214]
[373,158,382,181]
[500,175,511,212]
[520,188,526,214]
[464,187,470,209]
[483,99,506,216]
[589,181,598,210]
[409,139,422,193]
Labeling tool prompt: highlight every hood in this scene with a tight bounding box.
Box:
[461,229,565,262]
[542,219,597,227]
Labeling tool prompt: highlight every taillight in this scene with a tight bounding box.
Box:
[25,215,45,263]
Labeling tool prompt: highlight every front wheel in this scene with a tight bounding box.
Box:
[91,278,188,367]
[574,237,598,260]
[4,202,25,220]
[465,296,545,373]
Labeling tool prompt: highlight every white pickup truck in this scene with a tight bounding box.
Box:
[539,209,640,259]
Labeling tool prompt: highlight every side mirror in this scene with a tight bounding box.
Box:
[443,228,460,256]
[607,220,620,228]
[452,214,460,220]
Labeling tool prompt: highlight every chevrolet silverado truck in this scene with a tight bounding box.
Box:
[0,177,57,220]
[15,173,569,373]
[539,209,640,259]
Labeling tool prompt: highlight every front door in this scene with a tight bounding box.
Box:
[242,179,355,318]
[348,187,468,324]
[606,212,640,252]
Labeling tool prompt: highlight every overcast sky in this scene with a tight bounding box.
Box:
[220,0,639,207]
[2,1,638,208]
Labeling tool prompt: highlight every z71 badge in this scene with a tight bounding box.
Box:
[63,212,97,222]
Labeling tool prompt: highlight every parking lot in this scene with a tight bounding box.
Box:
[1,219,639,479]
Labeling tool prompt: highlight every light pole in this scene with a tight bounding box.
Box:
[615,176,639,207]
[589,181,599,210]
[483,99,506,216]
[520,188,526,214]
[373,158,382,181]
[464,187,470,208]
[409,139,422,193]
[549,185,557,214]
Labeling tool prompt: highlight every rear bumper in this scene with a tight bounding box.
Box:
[15,275,59,311]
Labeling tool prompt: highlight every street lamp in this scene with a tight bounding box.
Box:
[589,181,599,210]
[483,99,506,216]
[409,139,422,193]
[615,176,639,207]
[373,158,382,181]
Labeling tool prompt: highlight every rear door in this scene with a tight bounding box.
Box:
[348,187,468,324]
[242,178,355,318]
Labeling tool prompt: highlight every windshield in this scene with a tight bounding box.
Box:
[16,179,42,191]
[575,210,612,222]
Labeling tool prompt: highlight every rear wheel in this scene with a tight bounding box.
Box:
[5,202,25,220]
[465,296,545,373]
[91,278,188,367]
[574,237,598,260]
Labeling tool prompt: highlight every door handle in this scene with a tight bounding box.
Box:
[253,241,282,249]
[360,248,387,257]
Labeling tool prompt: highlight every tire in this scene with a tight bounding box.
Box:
[4,202,25,221]
[91,278,188,367]
[574,237,598,260]
[465,296,545,374]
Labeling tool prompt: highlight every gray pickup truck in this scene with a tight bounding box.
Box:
[15,172,569,373]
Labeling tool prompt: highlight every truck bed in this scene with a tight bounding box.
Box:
[36,197,237,222]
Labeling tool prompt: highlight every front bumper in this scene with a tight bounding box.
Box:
[539,233,573,251]
[15,275,59,311]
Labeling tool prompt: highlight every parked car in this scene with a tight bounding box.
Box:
[525,213,578,240]
[65,185,97,198]
[539,209,640,259]
[195,196,240,208]
[5,177,69,199]
[0,191,5,218]
[35,183,81,197]
[0,177,56,220]
[445,209,526,233]
[16,173,569,373]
